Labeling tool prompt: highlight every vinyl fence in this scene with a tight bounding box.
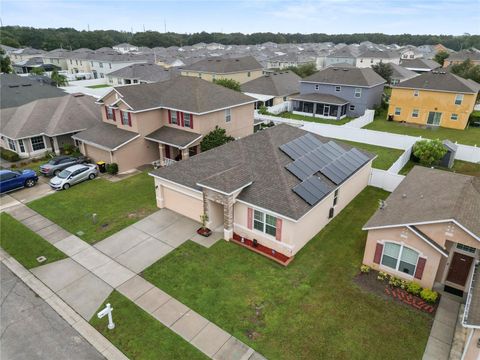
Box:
[344,109,375,128]
[266,101,292,115]
[368,169,405,192]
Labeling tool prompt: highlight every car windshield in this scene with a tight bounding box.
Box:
[47,159,58,165]
[57,170,71,179]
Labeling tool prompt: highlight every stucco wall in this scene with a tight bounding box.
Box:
[112,137,158,172]
[181,69,263,84]
[463,328,480,360]
[82,143,111,164]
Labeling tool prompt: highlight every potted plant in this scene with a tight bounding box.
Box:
[197,213,212,237]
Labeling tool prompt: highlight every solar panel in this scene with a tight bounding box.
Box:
[321,165,345,185]
[280,134,324,160]
[292,176,331,206]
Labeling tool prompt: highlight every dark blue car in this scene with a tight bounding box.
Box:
[0,169,38,193]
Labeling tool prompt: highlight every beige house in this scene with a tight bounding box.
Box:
[149,124,374,265]
[181,56,263,84]
[362,167,480,360]
[72,76,255,172]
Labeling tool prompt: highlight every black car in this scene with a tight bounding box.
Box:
[39,155,89,177]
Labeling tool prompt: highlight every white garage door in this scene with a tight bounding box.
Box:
[163,186,203,223]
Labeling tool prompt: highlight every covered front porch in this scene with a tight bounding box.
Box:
[291,93,348,120]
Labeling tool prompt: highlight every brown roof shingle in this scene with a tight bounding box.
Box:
[182,56,262,73]
[302,67,386,87]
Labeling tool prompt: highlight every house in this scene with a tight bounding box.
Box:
[113,43,139,54]
[65,48,95,77]
[266,52,317,70]
[12,57,60,74]
[355,49,400,68]
[0,75,99,158]
[361,167,480,360]
[389,63,419,85]
[181,56,263,84]
[106,63,177,85]
[72,76,256,172]
[293,66,386,119]
[387,71,480,130]
[399,46,423,60]
[444,49,480,67]
[88,51,151,80]
[399,58,441,73]
[149,124,374,264]
[42,49,70,71]
[10,47,46,62]
[240,71,301,109]
[325,47,357,67]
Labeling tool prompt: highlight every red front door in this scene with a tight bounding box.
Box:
[165,145,170,159]
[446,252,474,286]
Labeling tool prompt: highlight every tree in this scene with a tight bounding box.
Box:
[433,50,450,66]
[413,139,447,166]
[372,62,393,84]
[51,70,68,86]
[200,126,235,152]
[29,67,45,75]
[286,63,317,78]
[213,78,241,92]
[451,59,480,84]
[0,48,12,73]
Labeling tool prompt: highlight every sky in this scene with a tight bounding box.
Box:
[1,0,479,35]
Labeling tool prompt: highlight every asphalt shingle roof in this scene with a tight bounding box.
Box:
[182,56,262,73]
[106,63,178,83]
[394,71,480,93]
[241,71,301,97]
[399,58,441,70]
[290,93,348,105]
[72,122,138,150]
[302,67,386,87]
[145,126,202,148]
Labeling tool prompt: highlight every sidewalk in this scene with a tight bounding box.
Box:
[5,204,264,360]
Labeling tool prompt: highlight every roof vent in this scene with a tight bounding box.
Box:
[333,68,338,71]
[342,68,348,71]
[402,193,407,198]
[72,93,84,97]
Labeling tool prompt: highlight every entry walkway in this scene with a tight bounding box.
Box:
[5,204,262,360]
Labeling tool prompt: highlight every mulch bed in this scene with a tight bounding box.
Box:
[355,270,439,315]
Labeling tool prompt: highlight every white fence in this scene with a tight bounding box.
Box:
[368,169,405,192]
[456,143,480,163]
[345,109,375,128]
[388,145,413,174]
[267,101,292,115]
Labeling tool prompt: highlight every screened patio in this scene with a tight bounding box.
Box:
[291,93,349,120]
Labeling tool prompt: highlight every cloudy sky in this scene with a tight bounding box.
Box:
[1,0,479,35]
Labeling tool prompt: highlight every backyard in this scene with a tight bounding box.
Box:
[143,187,432,360]
[400,159,480,177]
[28,172,157,244]
[340,140,404,170]
[364,108,480,146]
[277,112,354,125]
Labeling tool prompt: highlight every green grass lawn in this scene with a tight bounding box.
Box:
[90,291,207,360]
[400,160,480,177]
[340,140,404,170]
[364,108,480,146]
[143,187,432,360]
[28,172,157,244]
[278,112,354,125]
[86,84,111,89]
[0,213,66,269]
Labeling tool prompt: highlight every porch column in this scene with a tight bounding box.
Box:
[181,148,189,161]
[202,191,213,228]
[158,143,165,166]
[52,137,60,155]
[313,103,317,118]
[223,196,234,241]
[156,182,165,208]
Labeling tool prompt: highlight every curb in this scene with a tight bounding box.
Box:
[0,247,128,360]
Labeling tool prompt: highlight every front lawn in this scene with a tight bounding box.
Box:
[364,109,480,146]
[90,291,207,360]
[278,112,354,125]
[28,172,157,244]
[0,213,66,269]
[340,140,404,170]
[143,187,432,360]
[400,160,480,177]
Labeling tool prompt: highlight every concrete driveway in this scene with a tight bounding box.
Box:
[1,176,54,211]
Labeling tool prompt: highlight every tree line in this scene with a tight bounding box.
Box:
[1,26,479,51]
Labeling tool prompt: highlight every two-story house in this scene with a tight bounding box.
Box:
[292,66,386,119]
[106,63,177,86]
[388,71,480,130]
[355,49,400,68]
[443,49,480,67]
[72,76,256,172]
[181,56,263,84]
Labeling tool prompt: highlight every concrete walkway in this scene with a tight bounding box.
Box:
[423,296,461,360]
[5,204,263,360]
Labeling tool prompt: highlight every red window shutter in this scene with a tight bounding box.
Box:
[190,114,194,129]
[128,112,132,127]
[373,243,383,264]
[180,112,184,127]
[414,257,427,279]
[275,218,282,241]
[119,110,123,123]
[112,109,116,121]
[247,208,253,230]
[168,110,171,124]
[105,106,109,119]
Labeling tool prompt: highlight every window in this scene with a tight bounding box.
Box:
[106,107,114,120]
[354,88,362,98]
[18,139,25,153]
[283,96,288,101]
[333,189,339,206]
[349,105,355,111]
[454,94,463,105]
[381,242,419,276]
[99,62,103,68]
[109,63,112,69]
[247,71,251,77]
[335,86,341,92]
[70,59,72,64]
[171,111,178,125]
[412,109,419,118]
[100,73,104,78]
[394,107,401,116]
[451,113,458,121]
[75,60,78,65]
[457,243,476,253]
[121,111,129,125]
[315,84,320,91]
[184,113,191,127]
[413,90,419,97]
[253,210,277,237]
[31,136,45,151]
[7,138,16,151]
[225,109,231,122]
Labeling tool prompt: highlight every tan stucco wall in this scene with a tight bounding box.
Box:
[463,328,480,360]
[112,137,158,172]
[181,69,263,84]
[82,144,111,164]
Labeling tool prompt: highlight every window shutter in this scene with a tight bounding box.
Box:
[112,109,116,121]
[128,112,132,126]
[247,208,253,230]
[414,257,427,279]
[190,114,194,129]
[119,110,123,123]
[104,106,109,119]
[275,218,282,241]
[373,243,383,264]
[168,110,172,124]
[180,112,184,127]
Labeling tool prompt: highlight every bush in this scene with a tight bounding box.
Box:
[0,147,20,162]
[407,282,422,296]
[62,144,75,155]
[413,139,447,166]
[377,271,388,281]
[388,275,402,288]
[360,264,370,273]
[200,126,235,152]
[420,288,438,304]
[258,105,268,115]
[106,163,119,175]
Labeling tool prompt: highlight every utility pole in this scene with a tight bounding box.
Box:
[143,24,145,32]
[164,19,166,33]
[87,24,90,31]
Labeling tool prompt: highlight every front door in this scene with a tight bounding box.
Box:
[446,252,474,286]
[427,112,442,126]
[323,105,330,117]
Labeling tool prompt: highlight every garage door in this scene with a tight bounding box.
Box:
[163,186,203,223]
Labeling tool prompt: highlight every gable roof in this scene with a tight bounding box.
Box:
[241,71,301,97]
[101,76,255,114]
[302,67,386,87]
[448,49,480,62]
[399,58,441,70]
[72,122,139,151]
[182,56,263,73]
[364,166,480,239]
[393,71,480,94]
[389,63,419,81]
[106,63,178,83]
[150,124,374,220]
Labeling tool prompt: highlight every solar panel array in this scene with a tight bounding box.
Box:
[280,134,371,206]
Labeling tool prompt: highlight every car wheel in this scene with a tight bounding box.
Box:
[25,179,36,188]
[54,169,60,176]
[88,173,96,180]
[63,183,70,190]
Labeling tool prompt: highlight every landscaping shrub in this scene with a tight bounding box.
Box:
[420,288,438,304]
[360,264,371,273]
[106,163,119,175]
[0,147,20,162]
[258,105,268,115]
[62,144,75,155]
[388,275,402,288]
[413,139,447,166]
[377,271,388,281]
[407,282,422,296]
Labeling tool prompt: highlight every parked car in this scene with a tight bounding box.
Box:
[49,164,98,190]
[39,155,89,177]
[0,169,38,193]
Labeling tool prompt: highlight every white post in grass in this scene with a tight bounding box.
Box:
[97,303,115,330]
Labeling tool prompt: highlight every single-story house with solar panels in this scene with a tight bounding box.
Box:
[149,124,374,264]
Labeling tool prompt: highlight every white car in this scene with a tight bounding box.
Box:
[49,164,98,190]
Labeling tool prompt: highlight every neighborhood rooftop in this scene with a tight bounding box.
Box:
[393,71,480,93]
[240,71,301,97]
[106,62,178,83]
[182,56,263,73]
[302,66,386,87]
[72,121,138,151]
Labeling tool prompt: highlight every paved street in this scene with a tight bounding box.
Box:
[0,263,104,360]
